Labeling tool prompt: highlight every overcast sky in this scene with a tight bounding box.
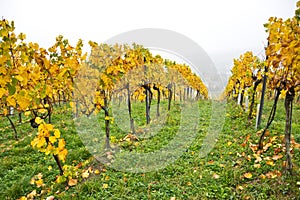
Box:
[0,0,297,75]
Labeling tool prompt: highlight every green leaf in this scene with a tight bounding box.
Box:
[7,83,16,95]
[12,77,18,85]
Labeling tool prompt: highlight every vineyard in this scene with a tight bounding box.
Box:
[0,1,300,200]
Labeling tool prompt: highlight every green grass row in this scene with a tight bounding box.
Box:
[0,99,299,199]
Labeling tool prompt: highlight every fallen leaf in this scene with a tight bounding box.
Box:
[266,160,275,166]
[35,179,44,188]
[244,172,252,179]
[254,163,261,168]
[260,174,266,179]
[237,185,244,190]
[82,171,89,178]
[36,173,43,179]
[46,196,55,200]
[263,143,272,152]
[94,169,100,175]
[102,183,109,189]
[212,173,220,179]
[246,155,251,161]
[265,171,277,179]
[68,178,78,186]
[272,154,283,160]
[30,178,35,185]
[208,160,214,164]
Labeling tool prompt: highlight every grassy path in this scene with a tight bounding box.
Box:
[0,100,299,199]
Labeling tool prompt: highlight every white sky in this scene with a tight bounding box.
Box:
[0,0,297,74]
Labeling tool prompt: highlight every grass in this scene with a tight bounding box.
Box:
[0,99,299,199]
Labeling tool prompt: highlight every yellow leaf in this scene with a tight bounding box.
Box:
[15,75,24,82]
[38,108,47,114]
[49,136,56,144]
[58,149,68,162]
[35,117,43,125]
[58,139,66,150]
[266,160,275,166]
[7,96,16,107]
[35,179,44,188]
[82,171,89,178]
[0,88,6,98]
[260,174,266,179]
[69,102,75,108]
[18,98,30,110]
[227,141,232,146]
[54,129,61,138]
[94,169,100,175]
[102,183,109,189]
[68,178,78,186]
[237,185,244,190]
[36,138,46,148]
[24,111,31,116]
[56,175,66,183]
[244,172,252,179]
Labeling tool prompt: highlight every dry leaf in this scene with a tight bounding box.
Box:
[254,163,261,168]
[208,160,214,164]
[237,185,244,190]
[244,172,252,179]
[82,171,89,178]
[68,178,78,186]
[272,154,283,160]
[212,173,220,179]
[266,160,275,166]
[46,196,55,200]
[260,174,266,179]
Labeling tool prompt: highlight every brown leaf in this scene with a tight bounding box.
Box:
[46,196,55,200]
[208,160,214,164]
[263,143,272,152]
[272,154,283,160]
[68,178,78,186]
[265,171,277,179]
[212,173,220,179]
